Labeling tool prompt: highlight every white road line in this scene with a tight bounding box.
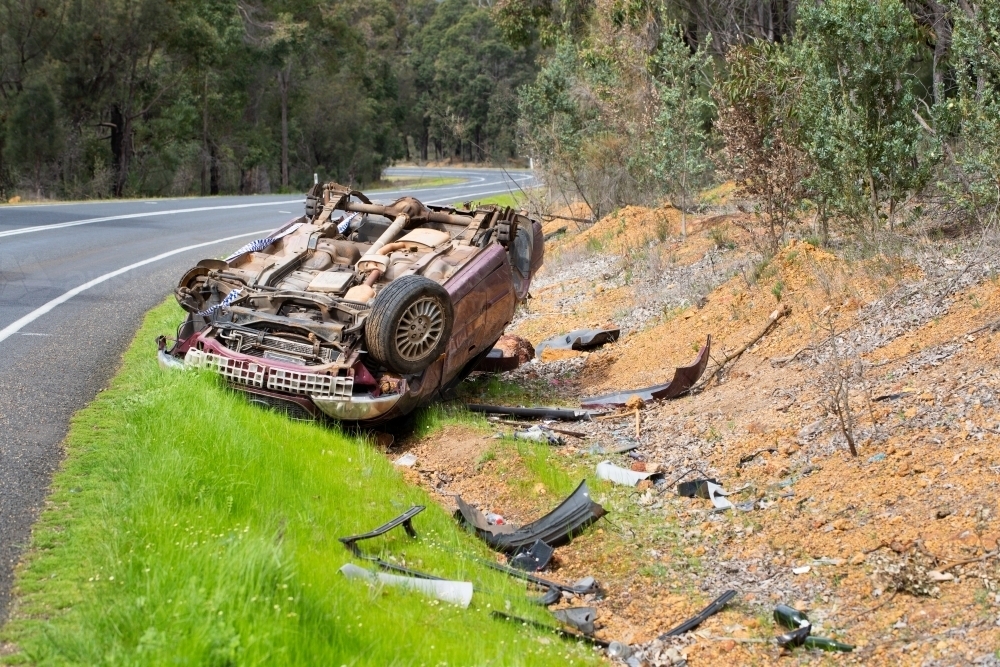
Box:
[0,201,299,239]
[0,229,269,345]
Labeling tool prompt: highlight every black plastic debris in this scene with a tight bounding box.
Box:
[476,348,521,373]
[676,478,734,510]
[455,480,607,553]
[338,506,443,580]
[581,336,711,408]
[676,479,719,498]
[553,607,597,635]
[490,611,611,648]
[340,505,423,556]
[659,590,737,638]
[484,560,601,596]
[509,540,554,572]
[535,327,621,359]
[534,587,562,606]
[466,404,595,421]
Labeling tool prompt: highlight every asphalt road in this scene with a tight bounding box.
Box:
[0,167,535,622]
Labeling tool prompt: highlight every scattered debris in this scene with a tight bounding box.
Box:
[773,604,854,652]
[737,448,777,467]
[490,611,610,647]
[455,480,607,553]
[596,460,664,486]
[339,563,473,607]
[553,607,597,635]
[659,590,737,637]
[581,336,711,408]
[502,424,564,445]
[484,560,601,597]
[393,453,417,467]
[508,540,554,572]
[466,404,594,421]
[676,478,734,510]
[535,327,620,361]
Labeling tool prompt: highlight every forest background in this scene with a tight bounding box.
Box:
[1,0,999,246]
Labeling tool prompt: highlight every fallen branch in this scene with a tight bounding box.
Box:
[939,548,1000,573]
[542,213,594,225]
[695,305,792,391]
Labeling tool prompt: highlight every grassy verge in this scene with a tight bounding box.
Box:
[366,176,466,191]
[0,300,602,666]
[453,190,538,209]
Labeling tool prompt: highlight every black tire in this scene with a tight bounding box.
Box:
[365,275,454,375]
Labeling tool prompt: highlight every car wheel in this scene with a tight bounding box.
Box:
[365,275,454,375]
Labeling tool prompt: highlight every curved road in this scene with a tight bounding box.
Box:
[0,167,535,621]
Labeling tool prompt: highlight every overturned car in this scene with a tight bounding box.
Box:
[159,182,543,422]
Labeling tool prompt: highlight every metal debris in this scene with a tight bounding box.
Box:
[581,336,711,408]
[455,480,607,553]
[535,327,621,359]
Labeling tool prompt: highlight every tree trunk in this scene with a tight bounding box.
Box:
[929,0,951,106]
[110,103,129,197]
[278,64,291,190]
[210,143,220,195]
[202,73,209,196]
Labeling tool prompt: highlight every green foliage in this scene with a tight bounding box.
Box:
[791,0,935,233]
[5,82,59,194]
[0,300,599,666]
[942,0,1000,220]
[715,41,809,250]
[0,0,536,199]
[651,23,715,236]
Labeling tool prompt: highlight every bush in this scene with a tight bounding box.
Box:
[792,0,935,234]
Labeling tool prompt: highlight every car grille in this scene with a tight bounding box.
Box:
[267,368,352,398]
[184,349,352,398]
[185,349,266,387]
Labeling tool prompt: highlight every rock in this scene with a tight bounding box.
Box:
[719,639,736,652]
[927,571,955,582]
[494,335,535,364]
[637,480,653,492]
[896,463,911,477]
[850,553,866,565]
[936,507,953,519]
[792,565,811,575]
[630,461,647,472]
[625,396,644,411]
[832,519,851,531]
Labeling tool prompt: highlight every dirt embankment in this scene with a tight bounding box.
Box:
[388,204,1000,666]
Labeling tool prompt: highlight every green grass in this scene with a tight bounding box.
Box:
[452,190,537,210]
[367,176,466,191]
[0,300,602,666]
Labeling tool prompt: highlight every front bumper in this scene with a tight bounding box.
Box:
[311,393,402,421]
[159,345,405,422]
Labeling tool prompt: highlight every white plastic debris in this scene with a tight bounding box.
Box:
[339,563,473,607]
[704,481,734,510]
[927,570,955,582]
[595,461,662,487]
[792,565,811,575]
[157,350,185,371]
[511,425,564,445]
[393,453,417,467]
